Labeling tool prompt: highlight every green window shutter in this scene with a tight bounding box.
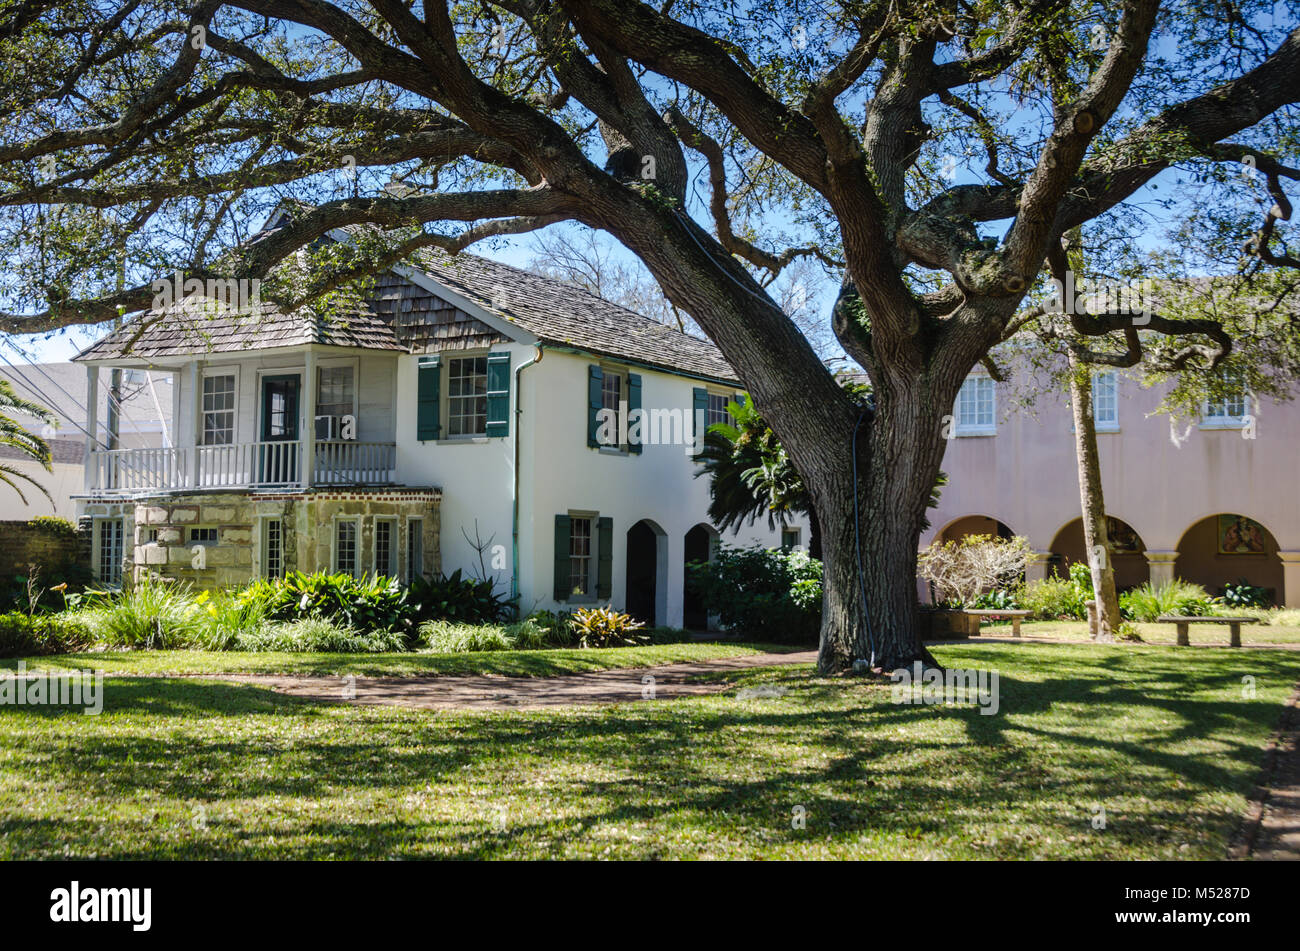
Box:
[597,516,613,600]
[692,386,708,429]
[587,364,604,448]
[485,352,511,437]
[553,514,571,602]
[627,372,642,454]
[417,356,441,441]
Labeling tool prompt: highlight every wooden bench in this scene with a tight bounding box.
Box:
[1155,615,1259,647]
[964,609,1033,637]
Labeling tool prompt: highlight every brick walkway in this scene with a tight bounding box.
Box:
[221,650,818,711]
[1234,684,1300,861]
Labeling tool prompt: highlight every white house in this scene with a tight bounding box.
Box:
[72,227,800,627]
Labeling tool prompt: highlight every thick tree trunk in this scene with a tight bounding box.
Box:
[1067,356,1120,642]
[809,381,946,674]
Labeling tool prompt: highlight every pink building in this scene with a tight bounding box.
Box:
[926,368,1300,607]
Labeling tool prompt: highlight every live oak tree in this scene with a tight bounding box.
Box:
[2,1,1298,671]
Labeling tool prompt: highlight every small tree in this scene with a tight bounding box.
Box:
[918,535,1032,608]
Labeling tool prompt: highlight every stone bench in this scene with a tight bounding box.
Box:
[1155,615,1259,647]
[964,609,1033,637]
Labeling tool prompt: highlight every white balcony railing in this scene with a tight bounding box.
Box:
[87,440,397,495]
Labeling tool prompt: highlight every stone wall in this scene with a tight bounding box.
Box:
[83,488,441,588]
[0,518,91,588]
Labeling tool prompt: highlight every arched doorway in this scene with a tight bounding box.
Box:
[683,523,719,630]
[936,514,1014,544]
[1049,516,1149,590]
[1175,513,1283,604]
[626,519,667,626]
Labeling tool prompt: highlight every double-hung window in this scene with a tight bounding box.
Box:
[569,516,593,597]
[406,518,424,583]
[334,519,359,577]
[706,392,731,427]
[1092,370,1119,431]
[316,365,355,438]
[446,355,488,437]
[374,519,396,578]
[1203,372,1249,427]
[96,518,124,586]
[202,373,236,445]
[954,376,996,435]
[599,369,625,449]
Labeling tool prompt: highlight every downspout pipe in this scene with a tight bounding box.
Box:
[511,345,544,616]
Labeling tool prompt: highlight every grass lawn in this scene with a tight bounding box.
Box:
[0,641,791,678]
[1002,619,1300,646]
[2,641,1297,859]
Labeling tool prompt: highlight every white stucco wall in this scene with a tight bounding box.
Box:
[394,346,803,626]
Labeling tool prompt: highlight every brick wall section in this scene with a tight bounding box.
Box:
[83,488,441,588]
[0,520,91,583]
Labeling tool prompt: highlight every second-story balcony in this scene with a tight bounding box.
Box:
[86,439,397,496]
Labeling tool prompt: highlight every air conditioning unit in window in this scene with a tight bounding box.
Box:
[315,415,341,440]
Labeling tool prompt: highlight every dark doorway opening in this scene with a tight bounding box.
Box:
[626,520,659,625]
[683,524,714,630]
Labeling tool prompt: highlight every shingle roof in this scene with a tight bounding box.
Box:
[74,239,739,383]
[411,250,739,383]
[74,297,404,362]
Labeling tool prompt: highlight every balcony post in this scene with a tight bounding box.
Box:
[302,349,317,488]
[188,360,201,488]
[84,365,99,493]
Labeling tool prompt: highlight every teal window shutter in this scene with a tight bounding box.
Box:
[597,516,613,600]
[553,515,571,601]
[485,352,511,437]
[587,365,604,448]
[692,386,708,429]
[627,373,642,454]
[417,356,441,441]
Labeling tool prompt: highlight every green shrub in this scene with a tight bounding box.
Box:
[248,571,412,634]
[522,610,576,646]
[1021,562,1091,620]
[1219,579,1273,609]
[644,625,692,644]
[419,619,517,653]
[0,611,93,657]
[969,588,1023,611]
[687,545,822,643]
[235,617,405,653]
[569,606,646,648]
[194,588,269,651]
[84,576,204,649]
[1119,580,1214,622]
[408,569,507,624]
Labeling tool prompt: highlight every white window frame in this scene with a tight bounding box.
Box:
[332,517,361,578]
[705,388,734,428]
[200,367,239,446]
[406,517,425,584]
[260,517,286,580]
[188,526,219,546]
[315,358,359,435]
[373,517,398,579]
[94,517,125,586]
[953,375,997,436]
[566,510,599,601]
[443,351,490,439]
[598,365,629,453]
[1092,370,1120,433]
[1201,372,1250,429]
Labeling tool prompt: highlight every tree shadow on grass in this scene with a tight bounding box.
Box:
[2,649,1297,859]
